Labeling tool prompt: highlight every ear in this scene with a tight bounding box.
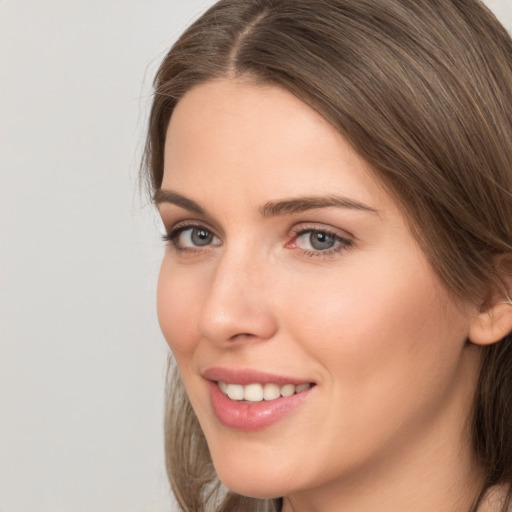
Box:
[469,300,512,346]
[469,256,512,346]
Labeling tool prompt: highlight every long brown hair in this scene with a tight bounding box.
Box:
[142,1,512,510]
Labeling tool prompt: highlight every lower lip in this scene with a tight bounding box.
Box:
[208,381,313,431]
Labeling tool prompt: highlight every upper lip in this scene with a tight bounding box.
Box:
[202,367,314,386]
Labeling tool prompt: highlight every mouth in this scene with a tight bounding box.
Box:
[217,381,314,402]
[203,368,316,430]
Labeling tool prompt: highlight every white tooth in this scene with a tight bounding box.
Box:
[263,383,281,400]
[280,384,296,397]
[218,381,228,394]
[295,383,311,393]
[244,383,264,402]
[226,384,244,401]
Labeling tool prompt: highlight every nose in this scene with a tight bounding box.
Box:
[198,248,279,346]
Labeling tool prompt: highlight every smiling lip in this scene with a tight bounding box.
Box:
[203,367,315,431]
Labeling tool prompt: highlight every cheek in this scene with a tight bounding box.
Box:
[157,259,201,359]
[271,262,472,477]
[282,254,469,393]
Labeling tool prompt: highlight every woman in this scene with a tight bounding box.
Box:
[143,1,512,510]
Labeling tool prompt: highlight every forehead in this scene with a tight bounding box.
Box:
[162,79,390,211]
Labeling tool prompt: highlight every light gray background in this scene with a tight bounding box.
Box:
[0,1,510,511]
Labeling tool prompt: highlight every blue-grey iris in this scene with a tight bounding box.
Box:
[192,228,213,246]
[310,232,335,250]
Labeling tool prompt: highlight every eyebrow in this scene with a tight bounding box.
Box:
[259,195,378,217]
[154,189,378,217]
[154,189,205,214]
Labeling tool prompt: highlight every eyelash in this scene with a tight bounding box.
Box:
[162,222,354,258]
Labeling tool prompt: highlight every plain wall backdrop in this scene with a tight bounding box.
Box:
[0,1,510,511]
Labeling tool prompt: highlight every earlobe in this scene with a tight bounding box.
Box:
[469,295,512,346]
[470,255,512,346]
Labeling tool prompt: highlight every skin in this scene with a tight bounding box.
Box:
[156,79,488,512]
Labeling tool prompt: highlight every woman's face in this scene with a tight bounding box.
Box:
[156,80,481,503]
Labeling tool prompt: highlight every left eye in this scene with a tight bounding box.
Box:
[295,230,345,251]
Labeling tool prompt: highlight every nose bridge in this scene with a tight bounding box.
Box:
[198,241,277,344]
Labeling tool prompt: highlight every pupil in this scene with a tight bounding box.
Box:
[192,228,212,246]
[310,232,335,250]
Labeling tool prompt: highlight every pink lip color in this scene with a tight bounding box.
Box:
[203,367,312,386]
[203,367,314,431]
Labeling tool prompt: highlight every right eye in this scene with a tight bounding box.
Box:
[165,226,221,251]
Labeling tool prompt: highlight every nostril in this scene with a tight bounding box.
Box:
[199,301,278,346]
[228,332,259,341]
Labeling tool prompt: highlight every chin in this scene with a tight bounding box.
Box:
[210,451,297,499]
[218,476,285,500]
